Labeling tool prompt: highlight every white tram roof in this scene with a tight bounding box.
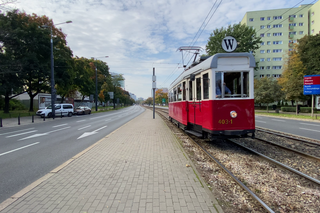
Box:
[169,53,255,89]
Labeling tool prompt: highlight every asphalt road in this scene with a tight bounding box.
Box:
[0,105,145,204]
[255,115,320,140]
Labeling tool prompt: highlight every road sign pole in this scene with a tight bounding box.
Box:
[152,68,156,119]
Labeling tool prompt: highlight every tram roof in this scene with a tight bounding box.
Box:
[169,52,255,88]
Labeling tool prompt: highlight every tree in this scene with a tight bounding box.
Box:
[206,23,262,55]
[144,97,153,106]
[111,74,124,108]
[278,45,306,115]
[155,89,168,105]
[254,77,284,112]
[297,34,320,75]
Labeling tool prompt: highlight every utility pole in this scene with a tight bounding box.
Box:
[152,68,156,119]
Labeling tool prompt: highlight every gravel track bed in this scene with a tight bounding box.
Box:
[255,130,320,158]
[154,109,320,213]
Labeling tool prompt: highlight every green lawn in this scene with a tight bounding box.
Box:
[255,111,320,121]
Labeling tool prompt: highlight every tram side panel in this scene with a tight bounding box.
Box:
[169,101,188,126]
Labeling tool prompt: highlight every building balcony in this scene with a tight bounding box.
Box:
[289,34,294,39]
[289,25,294,30]
[289,16,294,22]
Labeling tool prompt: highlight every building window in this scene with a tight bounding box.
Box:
[261,42,265,45]
[299,31,304,35]
[260,25,265,29]
[312,29,314,33]
[267,41,271,45]
[267,33,271,37]
[273,32,282,36]
[273,49,282,53]
[267,50,271,53]
[299,23,304,26]
[267,25,271,28]
[289,15,296,18]
[273,24,283,28]
[299,14,304,18]
[260,75,265,78]
[260,50,265,53]
[267,58,271,61]
[273,41,283,45]
[273,16,283,20]
[289,31,297,35]
[289,23,297,26]
[311,12,314,16]
[260,66,265,70]
[260,33,265,37]
[272,66,282,69]
[267,17,271,20]
[260,58,265,62]
[273,74,281,78]
[249,18,254,21]
[267,74,271,77]
[273,57,282,61]
[260,17,265,21]
[312,21,314,25]
[266,66,271,69]
[288,49,293,51]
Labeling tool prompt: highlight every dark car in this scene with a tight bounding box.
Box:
[74,106,92,115]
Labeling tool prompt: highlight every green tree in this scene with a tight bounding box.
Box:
[144,97,153,106]
[254,77,284,112]
[278,45,306,115]
[206,23,262,55]
[297,34,320,75]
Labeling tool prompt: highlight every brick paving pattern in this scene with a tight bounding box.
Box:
[1,110,223,213]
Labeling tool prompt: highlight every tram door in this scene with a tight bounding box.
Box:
[188,75,202,133]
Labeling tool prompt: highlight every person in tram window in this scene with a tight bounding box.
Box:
[216,80,231,97]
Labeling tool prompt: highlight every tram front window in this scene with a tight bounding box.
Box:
[215,71,249,98]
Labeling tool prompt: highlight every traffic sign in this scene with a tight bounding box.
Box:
[222,36,237,52]
[304,75,320,95]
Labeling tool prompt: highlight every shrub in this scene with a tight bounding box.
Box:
[9,99,26,110]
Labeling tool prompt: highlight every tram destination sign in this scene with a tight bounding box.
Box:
[303,75,320,95]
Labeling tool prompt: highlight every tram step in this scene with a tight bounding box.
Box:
[185,130,202,137]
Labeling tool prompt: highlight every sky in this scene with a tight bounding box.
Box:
[3,0,314,99]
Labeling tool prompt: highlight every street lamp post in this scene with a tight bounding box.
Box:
[42,20,72,119]
[91,56,108,112]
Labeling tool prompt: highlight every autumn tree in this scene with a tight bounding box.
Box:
[278,45,306,115]
[206,23,262,55]
[155,89,168,105]
[254,77,284,112]
[144,97,153,106]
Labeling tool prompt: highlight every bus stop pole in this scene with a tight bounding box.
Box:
[153,68,156,119]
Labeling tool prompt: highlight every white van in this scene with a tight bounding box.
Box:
[36,104,74,118]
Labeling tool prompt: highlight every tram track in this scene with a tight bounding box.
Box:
[150,106,320,212]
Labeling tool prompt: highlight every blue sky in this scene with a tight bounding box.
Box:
[5,0,313,99]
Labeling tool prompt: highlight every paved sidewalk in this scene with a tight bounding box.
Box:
[0,109,223,213]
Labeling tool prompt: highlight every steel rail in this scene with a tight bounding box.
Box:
[229,139,320,185]
[255,137,320,161]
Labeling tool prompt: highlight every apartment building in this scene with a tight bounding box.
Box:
[241,1,320,78]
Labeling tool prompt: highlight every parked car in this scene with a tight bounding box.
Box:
[36,104,74,118]
[74,106,92,115]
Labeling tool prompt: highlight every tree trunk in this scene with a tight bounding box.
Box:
[3,90,10,113]
[29,95,34,112]
[267,104,269,113]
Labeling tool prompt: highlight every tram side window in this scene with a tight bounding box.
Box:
[203,73,209,99]
[173,88,177,101]
[216,71,250,98]
[196,77,201,100]
[189,80,193,100]
[182,82,186,100]
[177,84,182,101]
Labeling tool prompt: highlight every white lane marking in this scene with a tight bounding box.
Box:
[0,142,40,157]
[6,130,38,138]
[77,126,107,139]
[300,123,320,127]
[52,124,68,128]
[89,112,124,120]
[0,128,35,136]
[271,119,286,122]
[77,120,86,123]
[78,125,91,131]
[255,120,266,123]
[19,127,71,141]
[299,128,320,133]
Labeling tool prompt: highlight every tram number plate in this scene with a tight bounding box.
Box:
[218,119,233,125]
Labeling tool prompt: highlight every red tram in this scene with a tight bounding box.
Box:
[168,53,255,139]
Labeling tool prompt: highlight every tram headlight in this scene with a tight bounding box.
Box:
[230,111,237,118]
